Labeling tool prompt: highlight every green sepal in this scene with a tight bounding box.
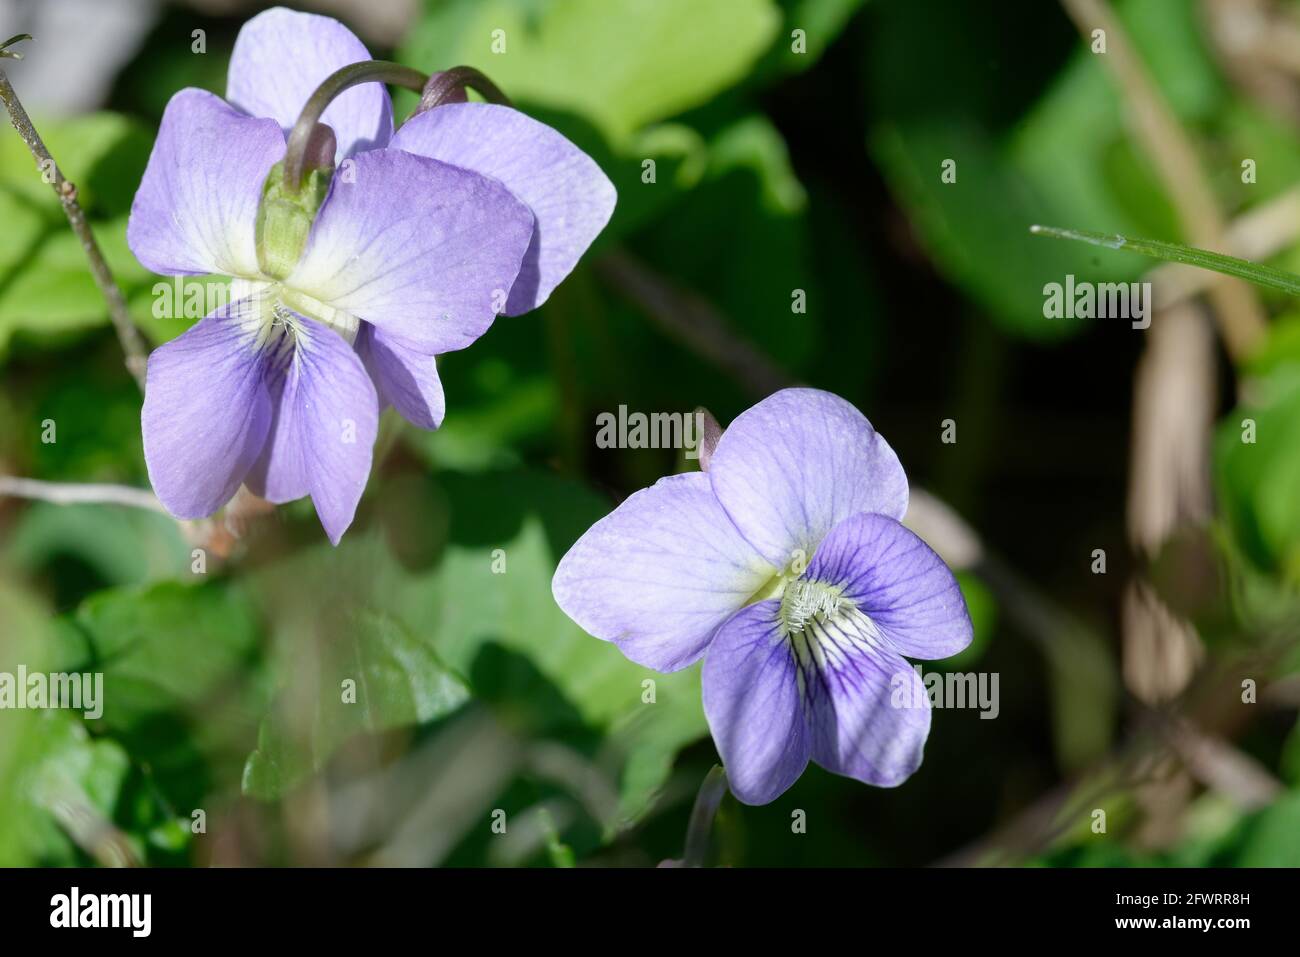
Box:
[255,161,332,280]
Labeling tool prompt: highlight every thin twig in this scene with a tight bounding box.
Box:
[40,793,142,868]
[597,249,794,398]
[0,36,148,390]
[938,629,1297,866]
[0,475,167,513]
[1164,718,1282,811]
[0,476,278,559]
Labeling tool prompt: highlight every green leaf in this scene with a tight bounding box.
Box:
[1216,378,1300,581]
[0,111,153,356]
[0,214,155,355]
[1233,790,1300,867]
[403,470,711,825]
[0,582,61,865]
[602,123,710,240]
[242,610,472,799]
[866,0,1225,338]
[392,471,703,728]
[0,583,133,865]
[1281,718,1300,788]
[635,115,818,371]
[0,111,151,217]
[72,580,262,729]
[1010,0,1222,237]
[870,118,1116,340]
[244,469,712,822]
[1214,102,1300,207]
[406,374,557,473]
[608,674,709,827]
[1244,311,1300,378]
[753,0,866,78]
[539,808,576,867]
[5,502,190,589]
[24,711,133,866]
[5,355,149,487]
[1215,318,1300,581]
[399,0,781,142]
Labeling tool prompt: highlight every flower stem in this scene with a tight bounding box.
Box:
[415,65,513,115]
[0,36,148,391]
[282,60,429,193]
[682,764,728,867]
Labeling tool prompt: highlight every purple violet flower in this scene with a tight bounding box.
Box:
[552,389,973,804]
[131,7,615,543]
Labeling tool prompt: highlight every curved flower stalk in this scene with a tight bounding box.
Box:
[131,7,616,543]
[552,389,973,804]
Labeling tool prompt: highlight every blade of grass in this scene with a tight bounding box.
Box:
[1030,225,1300,299]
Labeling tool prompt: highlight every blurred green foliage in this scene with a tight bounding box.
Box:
[1,0,1299,868]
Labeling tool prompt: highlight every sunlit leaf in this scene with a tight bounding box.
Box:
[399,0,781,142]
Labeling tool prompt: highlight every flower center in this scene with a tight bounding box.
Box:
[235,280,361,362]
[779,578,844,635]
[240,299,300,367]
[279,286,359,343]
[784,591,883,697]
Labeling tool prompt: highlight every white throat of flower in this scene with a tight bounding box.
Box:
[747,560,884,685]
[779,578,844,634]
[233,278,361,359]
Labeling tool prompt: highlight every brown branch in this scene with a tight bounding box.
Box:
[0,36,148,390]
[596,249,794,398]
